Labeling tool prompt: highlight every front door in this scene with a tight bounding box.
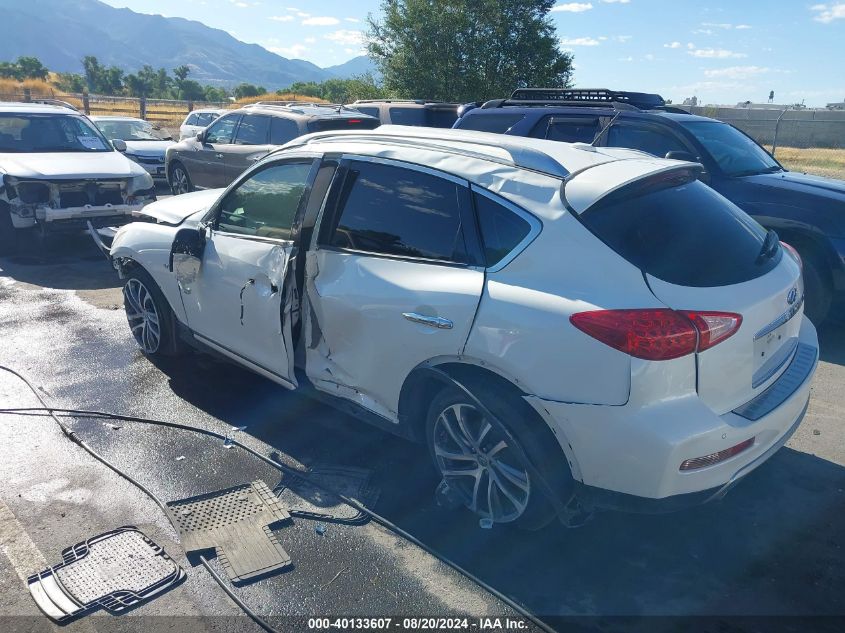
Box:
[192,113,241,189]
[304,157,485,419]
[223,114,275,183]
[177,157,318,387]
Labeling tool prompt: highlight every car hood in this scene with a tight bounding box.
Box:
[0,151,147,180]
[138,189,223,226]
[743,170,845,201]
[124,140,174,156]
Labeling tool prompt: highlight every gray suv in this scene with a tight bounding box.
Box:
[166,103,379,194]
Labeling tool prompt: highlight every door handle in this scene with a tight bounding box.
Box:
[402,312,453,330]
[216,153,224,159]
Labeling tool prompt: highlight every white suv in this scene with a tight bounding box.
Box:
[109,126,818,528]
[0,102,155,254]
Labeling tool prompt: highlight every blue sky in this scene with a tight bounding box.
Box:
[101,0,845,106]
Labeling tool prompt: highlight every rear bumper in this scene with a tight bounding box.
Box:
[537,316,818,506]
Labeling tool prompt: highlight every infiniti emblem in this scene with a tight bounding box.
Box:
[787,287,798,305]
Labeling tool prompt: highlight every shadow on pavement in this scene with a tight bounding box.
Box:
[151,352,845,618]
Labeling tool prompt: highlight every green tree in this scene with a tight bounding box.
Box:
[82,56,124,94]
[15,56,49,80]
[233,83,266,99]
[54,72,86,92]
[203,85,229,102]
[0,62,18,80]
[173,65,190,83]
[367,0,573,102]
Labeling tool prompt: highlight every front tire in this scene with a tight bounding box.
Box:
[169,162,193,196]
[123,267,181,357]
[425,385,571,530]
[801,255,832,325]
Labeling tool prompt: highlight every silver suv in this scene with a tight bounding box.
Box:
[0,101,155,254]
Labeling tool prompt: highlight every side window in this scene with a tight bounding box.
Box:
[388,107,426,126]
[270,117,300,145]
[354,106,380,119]
[474,192,532,267]
[606,124,688,158]
[323,160,467,262]
[205,115,240,144]
[185,113,199,126]
[457,113,525,134]
[234,115,270,145]
[216,162,313,240]
[531,116,599,143]
[196,113,212,126]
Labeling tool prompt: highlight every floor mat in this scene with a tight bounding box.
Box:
[27,526,185,622]
[167,480,292,584]
[275,465,380,524]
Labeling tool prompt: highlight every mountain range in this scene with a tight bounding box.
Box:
[0,0,377,88]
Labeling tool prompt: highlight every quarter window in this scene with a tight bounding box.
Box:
[217,162,313,240]
[324,161,468,262]
[270,117,300,145]
[234,115,270,145]
[204,115,240,144]
[474,193,532,267]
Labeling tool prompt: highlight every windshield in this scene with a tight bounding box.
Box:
[94,119,164,141]
[0,113,113,153]
[682,120,782,177]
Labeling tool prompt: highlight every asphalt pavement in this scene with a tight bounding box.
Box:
[0,217,844,632]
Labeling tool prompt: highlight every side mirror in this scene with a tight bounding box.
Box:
[169,227,206,273]
[112,139,127,152]
[665,150,697,162]
[196,130,207,143]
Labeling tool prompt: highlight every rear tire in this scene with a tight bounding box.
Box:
[169,162,193,196]
[123,266,182,357]
[424,384,572,530]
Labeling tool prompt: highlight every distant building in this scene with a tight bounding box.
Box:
[736,101,808,110]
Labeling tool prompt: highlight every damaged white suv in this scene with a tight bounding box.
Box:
[109,126,818,529]
[0,102,155,254]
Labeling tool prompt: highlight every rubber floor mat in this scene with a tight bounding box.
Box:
[167,480,292,584]
[27,526,185,622]
[275,465,380,523]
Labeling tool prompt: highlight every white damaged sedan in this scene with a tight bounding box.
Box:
[108,126,818,528]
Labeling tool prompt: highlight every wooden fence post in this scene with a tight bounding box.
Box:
[139,96,147,120]
[82,90,90,115]
[23,88,31,103]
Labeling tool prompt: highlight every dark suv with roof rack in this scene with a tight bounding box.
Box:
[454,88,845,324]
[166,102,379,194]
[350,100,460,128]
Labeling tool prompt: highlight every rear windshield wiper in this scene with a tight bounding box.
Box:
[758,229,780,262]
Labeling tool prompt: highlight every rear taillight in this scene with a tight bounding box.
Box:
[680,437,755,471]
[780,241,802,271]
[570,308,742,361]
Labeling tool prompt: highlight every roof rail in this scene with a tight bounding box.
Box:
[479,88,665,111]
[351,99,460,106]
[29,99,80,112]
[283,126,569,179]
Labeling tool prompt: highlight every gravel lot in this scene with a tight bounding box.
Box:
[0,219,843,631]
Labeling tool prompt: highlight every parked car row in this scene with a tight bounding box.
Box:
[110,124,819,529]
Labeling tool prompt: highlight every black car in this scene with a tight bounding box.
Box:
[166,102,380,194]
[454,88,845,323]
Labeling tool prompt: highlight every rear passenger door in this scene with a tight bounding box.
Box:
[304,157,485,420]
[223,114,274,183]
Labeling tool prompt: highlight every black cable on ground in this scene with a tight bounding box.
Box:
[0,366,558,633]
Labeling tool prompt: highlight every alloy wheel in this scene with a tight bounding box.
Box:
[171,167,190,195]
[124,278,161,354]
[432,402,531,523]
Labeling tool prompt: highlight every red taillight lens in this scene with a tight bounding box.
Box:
[570,309,697,361]
[348,119,362,124]
[570,308,742,360]
[680,437,755,471]
[678,311,743,351]
[780,241,802,271]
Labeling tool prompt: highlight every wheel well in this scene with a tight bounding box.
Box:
[399,362,551,445]
[778,230,835,286]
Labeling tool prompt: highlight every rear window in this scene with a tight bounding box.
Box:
[579,170,781,287]
[531,117,599,143]
[308,118,381,132]
[354,106,381,119]
[425,108,459,128]
[388,107,425,126]
[456,113,524,134]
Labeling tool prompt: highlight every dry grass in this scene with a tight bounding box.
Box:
[767,146,845,181]
[231,93,326,107]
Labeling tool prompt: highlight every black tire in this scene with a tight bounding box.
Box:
[169,161,193,196]
[0,203,18,256]
[425,384,573,530]
[123,266,182,357]
[801,254,832,325]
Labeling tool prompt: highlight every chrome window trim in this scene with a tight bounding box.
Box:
[339,153,468,185]
[470,184,543,274]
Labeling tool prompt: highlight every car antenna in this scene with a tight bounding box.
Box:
[591,110,622,146]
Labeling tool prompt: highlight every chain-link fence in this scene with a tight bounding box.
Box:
[683,105,845,150]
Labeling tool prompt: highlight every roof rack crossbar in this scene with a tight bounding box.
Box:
[284,128,569,179]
